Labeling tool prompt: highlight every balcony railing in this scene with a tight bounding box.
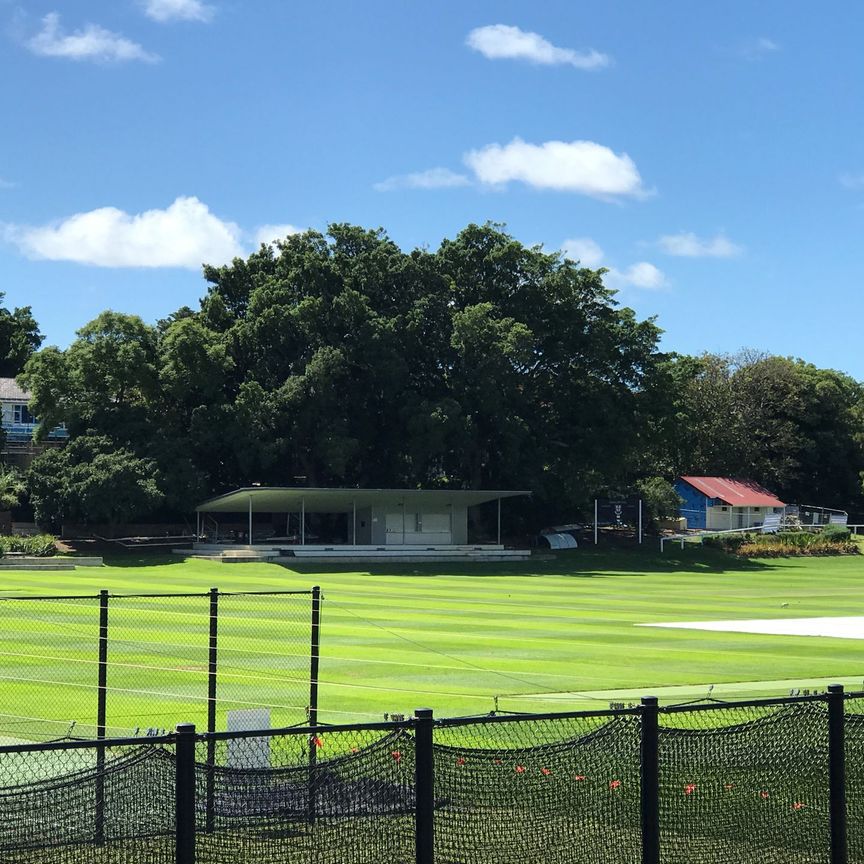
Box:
[3,422,68,441]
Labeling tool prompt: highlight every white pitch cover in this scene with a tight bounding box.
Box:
[226,708,271,769]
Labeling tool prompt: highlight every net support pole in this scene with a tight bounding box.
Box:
[307,585,322,825]
[301,498,305,545]
[640,695,660,864]
[638,499,643,544]
[205,587,219,834]
[594,499,598,545]
[175,723,197,864]
[248,495,252,546]
[414,707,435,864]
[828,683,848,864]
[95,589,109,846]
[497,498,501,545]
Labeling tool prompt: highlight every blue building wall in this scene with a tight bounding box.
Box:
[674,479,708,530]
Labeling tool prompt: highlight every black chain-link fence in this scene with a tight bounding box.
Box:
[0,688,863,862]
[0,588,318,742]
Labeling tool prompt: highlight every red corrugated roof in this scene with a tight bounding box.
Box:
[680,476,786,508]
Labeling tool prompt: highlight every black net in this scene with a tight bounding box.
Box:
[0,740,176,862]
[658,701,830,863]
[195,724,415,863]
[432,714,642,864]
[844,694,864,861]
[0,597,103,742]
[0,695,853,863]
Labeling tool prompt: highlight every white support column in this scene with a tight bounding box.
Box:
[301,498,305,545]
[248,496,253,547]
[497,498,501,545]
[352,500,357,545]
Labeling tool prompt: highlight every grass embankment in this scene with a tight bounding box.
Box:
[0,546,861,736]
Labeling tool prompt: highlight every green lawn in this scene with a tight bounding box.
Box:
[0,546,863,737]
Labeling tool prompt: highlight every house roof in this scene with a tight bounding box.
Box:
[679,476,785,508]
[197,487,530,513]
[0,378,29,402]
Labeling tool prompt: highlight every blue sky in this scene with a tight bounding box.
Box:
[2,1,864,375]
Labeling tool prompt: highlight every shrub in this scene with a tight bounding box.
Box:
[637,477,684,521]
[702,534,750,552]
[774,531,818,549]
[0,534,57,557]
[821,524,851,543]
[24,534,58,557]
[737,537,858,558]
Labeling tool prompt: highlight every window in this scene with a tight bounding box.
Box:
[12,404,34,424]
[753,507,761,512]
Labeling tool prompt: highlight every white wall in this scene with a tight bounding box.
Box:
[706,506,784,530]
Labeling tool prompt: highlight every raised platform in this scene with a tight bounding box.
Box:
[0,556,104,570]
[176,543,531,564]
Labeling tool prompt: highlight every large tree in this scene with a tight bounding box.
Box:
[27,436,163,532]
[0,294,42,378]
[658,351,864,510]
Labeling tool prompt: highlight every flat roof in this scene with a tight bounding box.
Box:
[196,487,531,513]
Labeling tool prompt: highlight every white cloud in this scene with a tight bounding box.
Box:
[658,232,742,258]
[559,237,665,289]
[374,167,471,191]
[605,262,667,291]
[464,138,648,198]
[740,36,779,59]
[466,24,609,70]
[840,173,864,190]
[26,12,158,63]
[561,237,604,268]
[141,0,214,23]
[253,224,302,247]
[5,197,243,268]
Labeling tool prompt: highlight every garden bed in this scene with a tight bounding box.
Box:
[704,526,859,558]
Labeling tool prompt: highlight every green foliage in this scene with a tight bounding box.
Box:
[27,436,163,531]
[656,351,864,511]
[0,294,42,377]
[821,524,851,543]
[737,537,858,557]
[702,534,749,552]
[0,534,56,557]
[15,222,864,526]
[636,477,683,520]
[0,465,25,512]
[705,529,859,558]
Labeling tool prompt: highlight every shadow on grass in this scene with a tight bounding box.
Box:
[276,545,777,579]
[92,544,779,578]
[96,553,192,568]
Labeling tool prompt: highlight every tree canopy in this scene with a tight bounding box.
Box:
[14,222,864,528]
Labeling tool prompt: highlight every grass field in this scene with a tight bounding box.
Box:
[0,545,863,737]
